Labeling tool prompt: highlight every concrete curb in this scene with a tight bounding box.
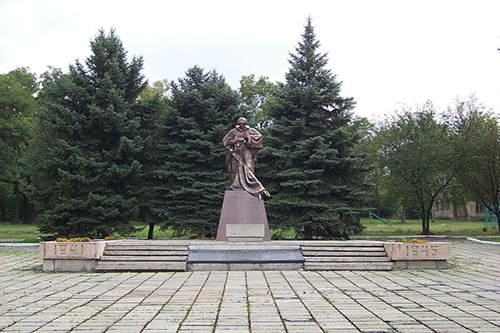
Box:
[0,243,39,247]
[352,235,469,239]
[466,237,500,246]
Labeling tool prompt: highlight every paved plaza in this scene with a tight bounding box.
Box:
[0,240,499,332]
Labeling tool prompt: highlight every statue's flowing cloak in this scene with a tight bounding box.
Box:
[222,125,267,197]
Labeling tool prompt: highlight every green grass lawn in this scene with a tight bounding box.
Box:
[0,222,41,242]
[1,218,498,242]
[0,221,177,242]
[360,218,500,237]
[129,222,175,238]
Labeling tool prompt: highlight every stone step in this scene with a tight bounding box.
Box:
[188,262,303,271]
[104,244,188,251]
[301,246,385,252]
[100,255,187,261]
[96,260,186,272]
[304,256,391,262]
[302,250,387,257]
[301,242,393,271]
[188,249,303,264]
[300,241,385,247]
[304,262,393,271]
[103,250,189,256]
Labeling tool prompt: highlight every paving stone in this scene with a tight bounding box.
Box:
[2,240,500,332]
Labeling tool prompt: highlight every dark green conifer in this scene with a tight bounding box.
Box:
[263,18,369,239]
[29,30,152,238]
[158,66,242,237]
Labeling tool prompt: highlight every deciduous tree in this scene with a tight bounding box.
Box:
[453,97,500,231]
[239,74,277,129]
[0,68,37,223]
[377,102,457,234]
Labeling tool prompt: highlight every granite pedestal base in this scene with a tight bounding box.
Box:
[216,190,270,241]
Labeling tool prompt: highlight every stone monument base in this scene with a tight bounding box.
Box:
[216,190,270,241]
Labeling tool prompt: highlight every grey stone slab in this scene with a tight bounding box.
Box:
[187,249,304,263]
[189,243,300,251]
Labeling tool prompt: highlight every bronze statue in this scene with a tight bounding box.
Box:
[223,117,270,199]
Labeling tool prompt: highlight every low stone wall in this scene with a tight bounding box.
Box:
[384,242,451,269]
[40,241,109,272]
[39,240,453,272]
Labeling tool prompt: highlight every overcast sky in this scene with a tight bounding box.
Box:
[1,0,499,119]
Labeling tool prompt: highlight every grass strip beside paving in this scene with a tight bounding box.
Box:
[1,218,499,243]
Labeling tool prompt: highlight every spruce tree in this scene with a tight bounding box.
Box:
[28,30,151,238]
[133,84,168,239]
[158,66,242,237]
[263,17,369,239]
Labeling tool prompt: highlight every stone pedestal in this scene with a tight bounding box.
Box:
[384,242,451,260]
[216,190,270,241]
[384,242,451,270]
[40,240,109,272]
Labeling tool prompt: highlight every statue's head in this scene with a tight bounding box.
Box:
[236,117,247,125]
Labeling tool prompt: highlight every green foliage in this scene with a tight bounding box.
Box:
[376,102,460,234]
[0,67,37,223]
[140,79,170,102]
[360,117,418,220]
[239,74,277,129]
[157,66,242,237]
[27,30,152,239]
[131,81,166,236]
[452,97,500,231]
[360,218,500,237]
[262,17,369,239]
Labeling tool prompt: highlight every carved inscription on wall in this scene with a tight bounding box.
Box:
[40,241,106,260]
[406,244,439,258]
[384,242,451,261]
[56,243,85,256]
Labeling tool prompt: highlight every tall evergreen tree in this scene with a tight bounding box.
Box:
[158,66,242,237]
[28,30,152,238]
[133,82,169,239]
[263,17,369,239]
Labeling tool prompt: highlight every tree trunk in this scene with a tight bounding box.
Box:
[21,192,31,223]
[375,188,382,217]
[25,202,34,223]
[304,225,312,240]
[462,203,470,221]
[453,205,460,220]
[494,210,500,233]
[421,206,430,235]
[0,201,4,221]
[13,182,20,224]
[147,223,155,240]
[401,205,407,224]
[425,214,430,235]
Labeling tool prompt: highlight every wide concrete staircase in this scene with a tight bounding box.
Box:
[96,242,188,272]
[301,242,393,271]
